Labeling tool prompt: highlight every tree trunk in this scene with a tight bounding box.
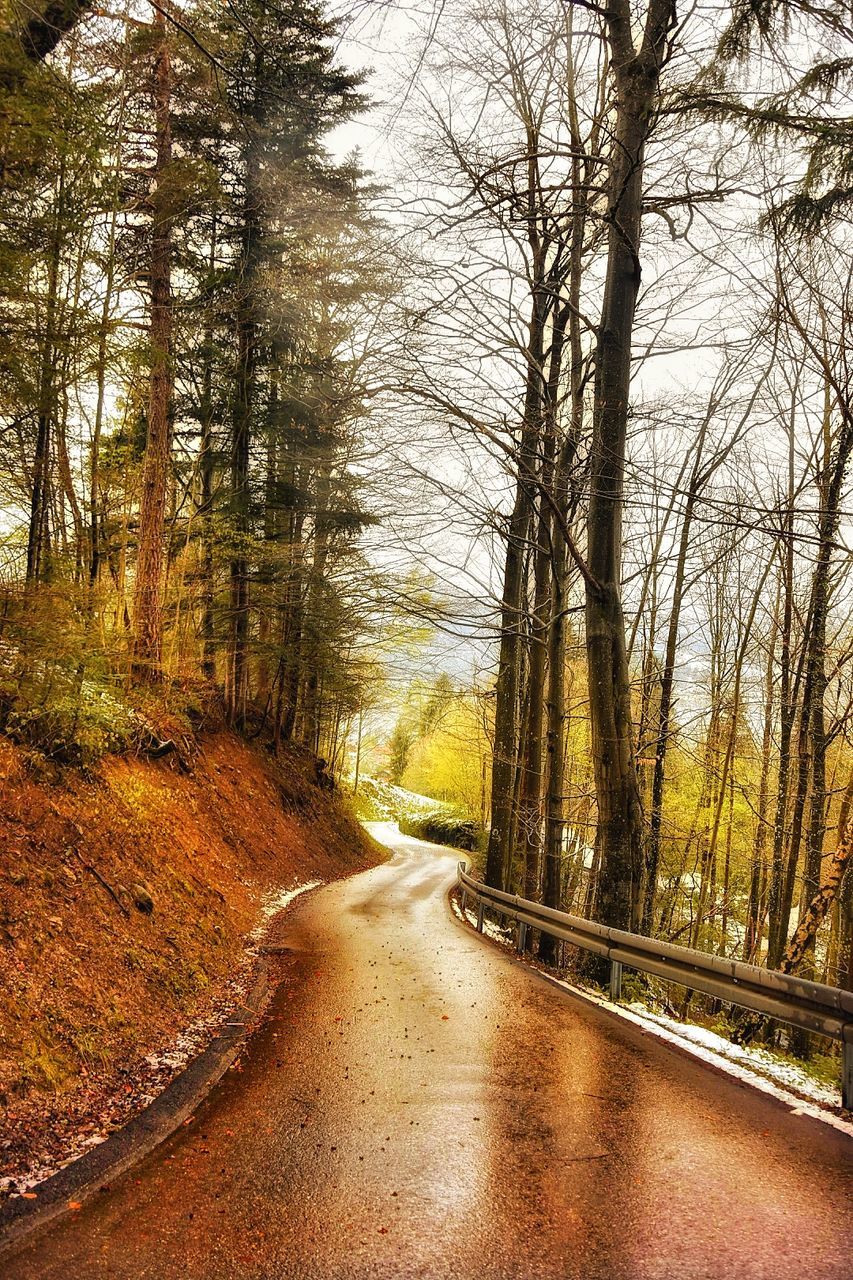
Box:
[198,225,217,682]
[745,594,779,960]
[586,11,672,933]
[642,425,708,932]
[538,254,579,960]
[132,4,173,680]
[772,404,853,964]
[765,396,797,965]
[485,284,547,890]
[778,766,853,976]
[302,458,332,754]
[840,863,853,991]
[798,381,847,972]
[539,432,574,965]
[2,1,94,83]
[89,197,118,592]
[27,153,66,585]
[227,104,262,727]
[519,427,555,903]
[276,485,306,750]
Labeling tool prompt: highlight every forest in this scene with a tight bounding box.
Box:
[2,0,853,1064]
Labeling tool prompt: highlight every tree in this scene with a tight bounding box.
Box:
[0,0,396,763]
[0,1,93,90]
[584,0,676,935]
[132,3,175,679]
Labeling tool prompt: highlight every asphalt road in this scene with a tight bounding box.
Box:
[6,824,852,1279]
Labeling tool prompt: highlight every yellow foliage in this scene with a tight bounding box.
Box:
[402,694,491,819]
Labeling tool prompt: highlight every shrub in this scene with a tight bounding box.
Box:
[1,669,138,764]
[398,807,484,851]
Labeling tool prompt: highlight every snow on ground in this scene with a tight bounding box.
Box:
[451,895,853,1137]
[247,879,323,945]
[618,1003,841,1108]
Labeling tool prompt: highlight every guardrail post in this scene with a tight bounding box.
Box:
[609,960,623,1002]
[476,902,485,933]
[517,921,527,954]
[843,1038,853,1112]
[461,889,467,916]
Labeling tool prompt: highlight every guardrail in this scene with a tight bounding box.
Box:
[456,862,853,1110]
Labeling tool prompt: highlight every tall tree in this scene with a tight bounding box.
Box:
[132,4,174,678]
[585,0,675,934]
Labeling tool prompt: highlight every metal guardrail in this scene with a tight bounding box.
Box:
[456,862,853,1110]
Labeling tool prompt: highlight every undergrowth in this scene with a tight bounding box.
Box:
[398,808,484,851]
[0,640,211,765]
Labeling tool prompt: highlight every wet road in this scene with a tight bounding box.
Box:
[6,824,852,1279]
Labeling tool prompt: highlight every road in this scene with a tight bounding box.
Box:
[6,824,852,1279]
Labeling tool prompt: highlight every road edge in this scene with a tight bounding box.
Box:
[0,864,353,1263]
[444,883,853,1137]
[0,959,276,1260]
[0,843,394,1262]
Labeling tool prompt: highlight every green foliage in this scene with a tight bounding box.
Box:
[398,808,484,852]
[2,678,136,765]
[710,0,853,230]
[382,675,492,820]
[349,784,384,821]
[388,719,416,784]
[0,583,209,764]
[0,587,136,762]
[355,775,437,821]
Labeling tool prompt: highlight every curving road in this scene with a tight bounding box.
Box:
[6,824,852,1279]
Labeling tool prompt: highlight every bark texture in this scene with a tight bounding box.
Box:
[586,0,673,934]
[484,288,547,891]
[1,1,93,89]
[132,6,173,678]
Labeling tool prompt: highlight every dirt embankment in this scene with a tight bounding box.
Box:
[0,731,382,1189]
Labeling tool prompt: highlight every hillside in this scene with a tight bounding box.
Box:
[0,731,382,1191]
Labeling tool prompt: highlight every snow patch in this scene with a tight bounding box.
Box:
[140,879,323,1080]
[622,1003,842,1107]
[247,879,323,945]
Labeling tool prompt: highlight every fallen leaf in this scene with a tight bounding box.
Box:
[68,1201,82,1211]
